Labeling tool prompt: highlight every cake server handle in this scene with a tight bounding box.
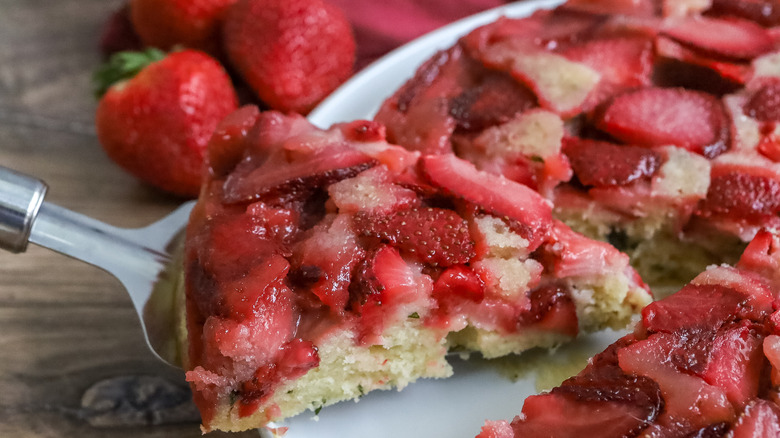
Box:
[0,165,48,253]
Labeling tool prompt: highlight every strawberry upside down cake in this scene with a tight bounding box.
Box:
[180,107,650,432]
[477,229,780,438]
[374,0,780,294]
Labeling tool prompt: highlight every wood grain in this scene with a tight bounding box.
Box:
[0,1,255,436]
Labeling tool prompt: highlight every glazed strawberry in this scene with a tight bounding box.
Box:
[595,87,730,158]
[699,170,780,220]
[744,77,780,121]
[222,0,356,114]
[707,0,780,27]
[129,0,237,53]
[563,138,662,187]
[94,49,238,197]
[353,206,476,267]
[449,72,538,132]
[420,154,553,251]
[660,16,775,60]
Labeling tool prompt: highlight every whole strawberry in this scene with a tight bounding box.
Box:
[130,0,237,53]
[223,0,356,114]
[94,49,239,197]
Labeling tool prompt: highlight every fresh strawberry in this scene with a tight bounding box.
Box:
[744,77,780,121]
[222,0,356,114]
[99,5,143,58]
[562,137,662,187]
[130,0,237,53]
[706,0,780,28]
[353,206,476,267]
[699,170,780,220]
[420,154,553,251]
[94,49,239,197]
[660,16,775,60]
[595,87,730,158]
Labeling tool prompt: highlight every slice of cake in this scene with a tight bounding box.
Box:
[373,0,780,294]
[181,107,650,432]
[478,228,780,437]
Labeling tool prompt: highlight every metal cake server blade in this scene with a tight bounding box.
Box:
[0,165,193,367]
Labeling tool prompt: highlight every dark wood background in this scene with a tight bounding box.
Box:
[0,1,254,436]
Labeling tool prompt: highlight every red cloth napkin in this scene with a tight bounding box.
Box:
[328,0,512,68]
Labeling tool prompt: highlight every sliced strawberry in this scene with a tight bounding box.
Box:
[707,0,780,28]
[420,154,553,251]
[655,36,751,86]
[559,31,655,110]
[353,206,475,267]
[562,137,662,187]
[699,170,780,220]
[561,0,660,17]
[729,399,780,438]
[617,332,736,434]
[432,265,485,302]
[293,215,366,310]
[217,253,293,322]
[223,148,376,204]
[737,229,780,285]
[338,120,387,143]
[764,335,780,386]
[448,72,538,132]
[350,245,432,343]
[476,421,513,438]
[516,283,579,337]
[702,322,766,409]
[744,77,780,121]
[595,87,730,158]
[544,220,630,279]
[207,106,261,177]
[661,16,775,60]
[641,283,771,334]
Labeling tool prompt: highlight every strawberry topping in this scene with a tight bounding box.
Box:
[744,77,780,122]
[420,154,553,251]
[706,0,780,28]
[353,206,476,267]
[563,138,662,187]
[661,16,775,61]
[448,72,538,132]
[595,87,730,158]
[699,170,780,220]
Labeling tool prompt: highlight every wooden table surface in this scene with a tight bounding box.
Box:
[0,1,255,436]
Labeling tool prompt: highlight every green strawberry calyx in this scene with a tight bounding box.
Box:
[93,48,167,98]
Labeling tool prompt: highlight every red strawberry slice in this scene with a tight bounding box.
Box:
[729,400,780,438]
[655,36,751,85]
[420,154,553,251]
[561,0,660,17]
[559,32,654,109]
[433,265,485,302]
[699,170,780,220]
[702,322,766,409]
[641,283,772,334]
[223,149,376,204]
[293,215,366,310]
[595,87,730,158]
[737,229,780,287]
[661,16,775,60]
[617,332,737,434]
[350,245,432,343]
[707,0,780,28]
[744,77,780,122]
[516,283,579,337]
[353,206,476,267]
[448,72,538,132]
[562,138,662,187]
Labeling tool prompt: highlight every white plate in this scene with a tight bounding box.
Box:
[290,1,627,437]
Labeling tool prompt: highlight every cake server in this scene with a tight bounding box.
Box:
[0,165,192,367]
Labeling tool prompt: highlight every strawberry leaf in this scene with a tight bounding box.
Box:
[93,48,166,98]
